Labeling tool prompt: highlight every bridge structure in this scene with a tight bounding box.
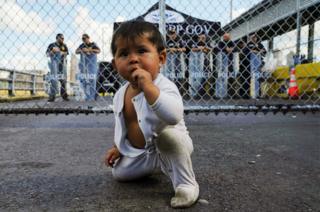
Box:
[223,0,320,61]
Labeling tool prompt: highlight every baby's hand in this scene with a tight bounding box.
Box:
[131,68,153,91]
[104,146,121,167]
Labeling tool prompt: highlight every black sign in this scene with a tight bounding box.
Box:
[113,3,221,39]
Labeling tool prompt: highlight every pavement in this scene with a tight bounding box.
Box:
[0,112,319,212]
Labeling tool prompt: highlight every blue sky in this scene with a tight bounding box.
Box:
[1,0,314,72]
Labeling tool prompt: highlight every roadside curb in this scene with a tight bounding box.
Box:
[0,95,47,103]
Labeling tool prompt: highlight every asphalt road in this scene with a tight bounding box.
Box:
[0,112,319,212]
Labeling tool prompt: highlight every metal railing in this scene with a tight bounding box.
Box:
[0,68,79,101]
[0,68,46,98]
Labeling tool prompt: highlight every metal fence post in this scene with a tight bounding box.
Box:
[159,0,166,42]
[31,74,36,95]
[8,70,15,96]
[296,0,301,57]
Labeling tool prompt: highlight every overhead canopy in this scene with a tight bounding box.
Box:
[113,3,221,41]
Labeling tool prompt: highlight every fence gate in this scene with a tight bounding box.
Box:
[0,0,320,115]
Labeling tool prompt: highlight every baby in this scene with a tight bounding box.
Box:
[104,21,199,208]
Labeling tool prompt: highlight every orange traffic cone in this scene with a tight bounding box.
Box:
[288,67,299,99]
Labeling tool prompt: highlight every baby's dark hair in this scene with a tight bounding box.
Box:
[111,21,165,56]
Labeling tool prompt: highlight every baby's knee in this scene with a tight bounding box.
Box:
[112,164,151,182]
[112,166,132,182]
[156,128,190,154]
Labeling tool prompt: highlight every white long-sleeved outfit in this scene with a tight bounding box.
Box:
[112,73,198,190]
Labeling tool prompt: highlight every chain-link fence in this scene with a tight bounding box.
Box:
[0,0,320,114]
